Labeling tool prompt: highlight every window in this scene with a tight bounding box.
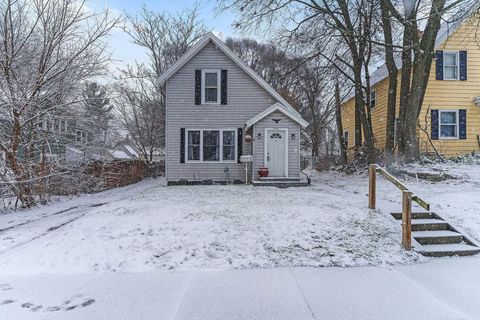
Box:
[203,130,220,161]
[343,131,349,148]
[186,129,236,163]
[53,118,68,133]
[439,110,459,139]
[222,130,236,161]
[76,129,88,143]
[187,130,201,161]
[202,70,221,104]
[443,52,459,80]
[370,89,376,109]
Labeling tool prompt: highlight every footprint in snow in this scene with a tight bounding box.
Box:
[62,294,96,311]
[21,302,43,312]
[1,299,15,305]
[0,283,12,291]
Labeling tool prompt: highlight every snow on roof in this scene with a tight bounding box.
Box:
[110,150,132,160]
[124,145,139,157]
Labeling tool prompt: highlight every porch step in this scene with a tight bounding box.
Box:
[258,177,301,182]
[411,219,449,231]
[418,244,480,257]
[253,180,309,188]
[412,230,464,245]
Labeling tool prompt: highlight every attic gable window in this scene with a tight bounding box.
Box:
[201,70,221,104]
[443,52,459,80]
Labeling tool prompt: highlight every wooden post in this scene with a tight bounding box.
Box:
[368,164,376,209]
[402,191,412,250]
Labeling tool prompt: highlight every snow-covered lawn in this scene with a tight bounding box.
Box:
[1,164,479,275]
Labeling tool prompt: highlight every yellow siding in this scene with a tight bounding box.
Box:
[341,15,480,158]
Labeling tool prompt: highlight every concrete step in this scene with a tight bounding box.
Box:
[258,177,301,182]
[411,219,449,231]
[418,243,480,257]
[412,230,464,245]
[253,180,309,188]
[391,212,436,220]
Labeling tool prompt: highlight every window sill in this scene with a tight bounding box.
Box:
[185,160,237,164]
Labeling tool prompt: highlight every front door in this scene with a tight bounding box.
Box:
[266,129,287,177]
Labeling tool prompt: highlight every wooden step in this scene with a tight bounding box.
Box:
[390,212,436,220]
[411,219,449,231]
[412,230,464,245]
[418,244,480,257]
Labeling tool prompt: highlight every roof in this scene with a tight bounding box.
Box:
[158,32,304,119]
[245,102,309,130]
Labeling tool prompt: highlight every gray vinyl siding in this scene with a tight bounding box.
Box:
[165,41,277,182]
[252,112,301,180]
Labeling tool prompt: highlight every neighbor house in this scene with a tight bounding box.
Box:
[341,13,480,158]
[158,33,309,185]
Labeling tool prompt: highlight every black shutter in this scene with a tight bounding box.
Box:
[459,51,467,81]
[180,128,185,163]
[195,70,201,105]
[435,51,444,80]
[431,110,439,140]
[221,70,227,105]
[459,109,467,139]
[237,128,243,163]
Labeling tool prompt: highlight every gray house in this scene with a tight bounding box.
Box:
[159,33,309,186]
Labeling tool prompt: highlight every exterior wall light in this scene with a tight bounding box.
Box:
[291,133,296,140]
[257,132,262,140]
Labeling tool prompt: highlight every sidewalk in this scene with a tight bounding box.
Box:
[1,257,479,320]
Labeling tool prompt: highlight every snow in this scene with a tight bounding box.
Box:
[2,259,480,319]
[0,163,480,319]
[109,150,131,160]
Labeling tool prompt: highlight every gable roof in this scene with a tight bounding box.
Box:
[245,102,309,129]
[158,32,303,118]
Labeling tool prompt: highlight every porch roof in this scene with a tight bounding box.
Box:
[245,102,309,130]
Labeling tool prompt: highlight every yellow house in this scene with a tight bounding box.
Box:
[341,14,480,158]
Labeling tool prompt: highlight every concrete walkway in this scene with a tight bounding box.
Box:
[1,257,480,320]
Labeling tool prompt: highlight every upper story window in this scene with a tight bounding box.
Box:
[76,129,88,143]
[439,110,458,139]
[370,89,376,109]
[53,118,68,133]
[201,70,221,104]
[443,52,459,80]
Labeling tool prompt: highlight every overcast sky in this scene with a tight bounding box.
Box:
[87,0,241,74]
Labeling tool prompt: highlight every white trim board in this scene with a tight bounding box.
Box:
[246,102,309,130]
[157,32,304,120]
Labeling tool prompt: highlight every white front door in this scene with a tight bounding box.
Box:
[265,128,287,177]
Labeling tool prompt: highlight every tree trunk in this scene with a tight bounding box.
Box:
[380,0,398,165]
[335,81,347,164]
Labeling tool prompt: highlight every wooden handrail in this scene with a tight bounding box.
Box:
[369,164,430,211]
[368,164,430,251]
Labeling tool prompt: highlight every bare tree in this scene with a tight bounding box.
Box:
[115,5,206,163]
[0,0,120,207]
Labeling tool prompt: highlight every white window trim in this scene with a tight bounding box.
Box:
[438,110,459,140]
[264,128,289,178]
[201,69,221,105]
[443,51,459,81]
[370,89,376,109]
[185,129,237,163]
